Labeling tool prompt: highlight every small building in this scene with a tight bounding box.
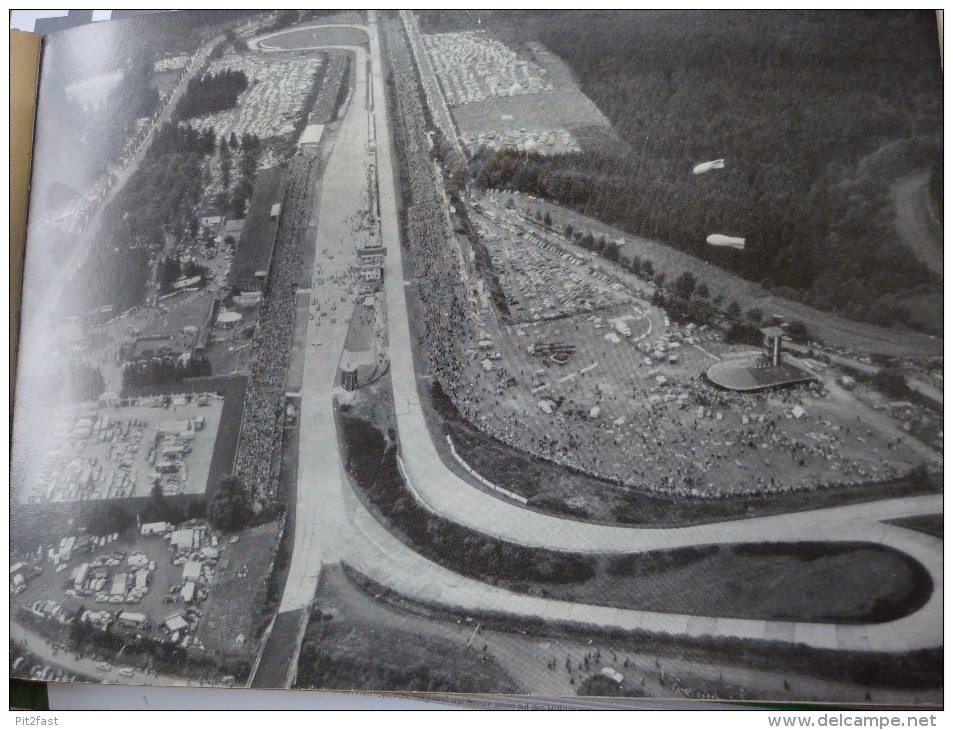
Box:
[182,560,202,583]
[164,614,188,633]
[298,124,324,154]
[158,421,191,437]
[600,667,624,685]
[170,528,197,552]
[72,563,90,589]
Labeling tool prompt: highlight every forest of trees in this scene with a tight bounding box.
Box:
[65,123,214,314]
[174,69,249,121]
[121,353,212,390]
[438,10,944,327]
[158,255,209,294]
[219,132,263,217]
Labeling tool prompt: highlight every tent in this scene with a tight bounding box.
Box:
[182,560,202,582]
[164,614,188,633]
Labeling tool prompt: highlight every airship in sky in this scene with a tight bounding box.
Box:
[706,234,745,250]
[692,159,726,175]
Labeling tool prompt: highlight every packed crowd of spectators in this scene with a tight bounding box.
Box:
[385,19,475,407]
[234,154,318,503]
[309,50,350,125]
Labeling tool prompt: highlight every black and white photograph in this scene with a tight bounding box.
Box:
[9,9,943,707]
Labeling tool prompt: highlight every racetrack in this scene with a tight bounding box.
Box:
[373,12,942,652]
[256,14,943,673]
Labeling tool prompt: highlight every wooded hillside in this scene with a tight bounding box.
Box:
[423,10,943,328]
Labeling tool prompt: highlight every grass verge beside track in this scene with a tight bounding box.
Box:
[339,408,932,625]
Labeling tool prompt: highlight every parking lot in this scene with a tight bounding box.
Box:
[192,52,324,140]
[13,397,224,504]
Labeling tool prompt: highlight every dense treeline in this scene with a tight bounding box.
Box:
[34,10,261,194]
[159,255,208,293]
[341,412,596,584]
[432,10,943,326]
[219,132,263,216]
[65,122,212,313]
[174,69,249,121]
[121,353,212,390]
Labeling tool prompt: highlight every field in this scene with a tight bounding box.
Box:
[422,28,610,155]
[497,542,932,624]
[12,397,224,504]
[444,193,931,500]
[433,11,943,330]
[193,519,284,656]
[294,566,520,693]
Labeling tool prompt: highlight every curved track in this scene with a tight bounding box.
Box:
[259,15,942,662]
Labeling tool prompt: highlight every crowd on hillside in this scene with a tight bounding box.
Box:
[309,50,350,125]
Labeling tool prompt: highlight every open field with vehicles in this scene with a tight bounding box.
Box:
[492,192,943,359]
[421,28,611,155]
[12,397,224,504]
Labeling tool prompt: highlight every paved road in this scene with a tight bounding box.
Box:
[340,477,942,654]
[10,621,190,687]
[271,40,373,613]
[891,169,942,277]
[255,15,943,675]
[371,14,943,652]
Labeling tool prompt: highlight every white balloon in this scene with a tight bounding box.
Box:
[692,158,726,175]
